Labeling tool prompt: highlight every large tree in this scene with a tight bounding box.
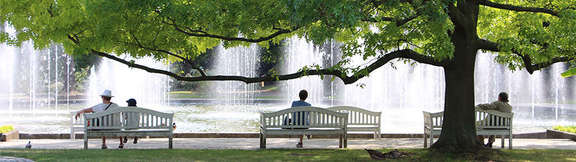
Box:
[1,0,575,152]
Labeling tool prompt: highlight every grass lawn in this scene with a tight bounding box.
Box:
[1,149,576,162]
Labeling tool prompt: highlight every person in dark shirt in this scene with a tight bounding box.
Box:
[291,90,311,148]
[121,98,139,147]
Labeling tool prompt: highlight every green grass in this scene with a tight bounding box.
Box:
[554,126,576,134]
[0,125,14,133]
[1,149,576,162]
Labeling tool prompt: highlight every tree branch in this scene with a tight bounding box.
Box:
[68,29,444,84]
[89,47,443,84]
[127,32,206,76]
[477,39,573,74]
[478,0,559,17]
[361,0,423,26]
[168,22,297,43]
[362,14,420,26]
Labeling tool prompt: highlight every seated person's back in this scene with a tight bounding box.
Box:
[476,92,512,113]
[289,90,311,126]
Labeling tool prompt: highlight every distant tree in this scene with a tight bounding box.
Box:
[1,0,575,152]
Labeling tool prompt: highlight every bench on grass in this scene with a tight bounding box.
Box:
[327,106,381,139]
[259,106,348,148]
[423,108,513,149]
[83,107,174,149]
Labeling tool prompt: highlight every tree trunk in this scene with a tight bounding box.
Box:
[431,61,483,152]
[430,33,483,152]
[431,5,481,150]
[428,0,484,153]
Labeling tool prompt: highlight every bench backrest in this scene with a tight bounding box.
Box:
[475,108,513,129]
[260,107,348,129]
[423,111,443,129]
[84,107,174,130]
[327,106,380,126]
[423,109,513,130]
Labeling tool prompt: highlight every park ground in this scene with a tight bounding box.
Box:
[1,138,575,161]
[1,148,576,161]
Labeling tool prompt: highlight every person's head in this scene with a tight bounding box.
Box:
[498,92,509,103]
[298,90,308,101]
[100,90,113,103]
[126,98,137,107]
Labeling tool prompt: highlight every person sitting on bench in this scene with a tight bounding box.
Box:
[476,92,512,148]
[75,90,120,149]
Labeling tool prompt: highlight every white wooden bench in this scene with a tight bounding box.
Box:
[83,107,174,149]
[259,106,348,148]
[423,108,513,149]
[327,106,381,139]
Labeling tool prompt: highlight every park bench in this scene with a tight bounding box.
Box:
[259,106,348,148]
[83,107,174,149]
[423,108,513,149]
[327,106,381,139]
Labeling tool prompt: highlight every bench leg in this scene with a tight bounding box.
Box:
[259,133,266,149]
[169,136,173,149]
[343,134,347,148]
[429,133,434,147]
[423,133,428,148]
[339,135,343,148]
[70,129,75,140]
[501,135,505,148]
[509,134,513,149]
[83,134,88,149]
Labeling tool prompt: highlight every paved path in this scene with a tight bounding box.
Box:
[0,156,34,162]
[0,138,574,150]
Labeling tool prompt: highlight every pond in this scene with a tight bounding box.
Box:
[1,102,575,134]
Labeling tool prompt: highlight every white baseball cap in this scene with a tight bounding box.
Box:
[100,90,114,97]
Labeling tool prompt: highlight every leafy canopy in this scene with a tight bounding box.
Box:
[1,0,575,78]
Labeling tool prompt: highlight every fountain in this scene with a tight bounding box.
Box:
[0,25,16,114]
[210,44,261,104]
[280,37,325,105]
[87,56,171,107]
[0,24,75,133]
[1,24,575,133]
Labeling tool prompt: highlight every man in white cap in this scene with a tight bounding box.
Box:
[75,89,120,149]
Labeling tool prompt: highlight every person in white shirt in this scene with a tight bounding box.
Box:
[75,90,120,149]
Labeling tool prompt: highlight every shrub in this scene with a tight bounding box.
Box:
[553,126,576,133]
[0,125,14,133]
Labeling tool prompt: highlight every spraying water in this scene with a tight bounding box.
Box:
[210,44,261,104]
[280,37,325,104]
[87,57,170,107]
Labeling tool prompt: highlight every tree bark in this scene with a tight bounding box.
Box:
[431,45,484,152]
[431,0,483,152]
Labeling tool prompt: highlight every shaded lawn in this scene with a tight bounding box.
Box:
[1,149,576,162]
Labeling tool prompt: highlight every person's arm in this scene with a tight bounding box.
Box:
[476,102,497,110]
[75,108,94,119]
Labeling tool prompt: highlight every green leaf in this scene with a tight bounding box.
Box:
[561,68,576,78]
